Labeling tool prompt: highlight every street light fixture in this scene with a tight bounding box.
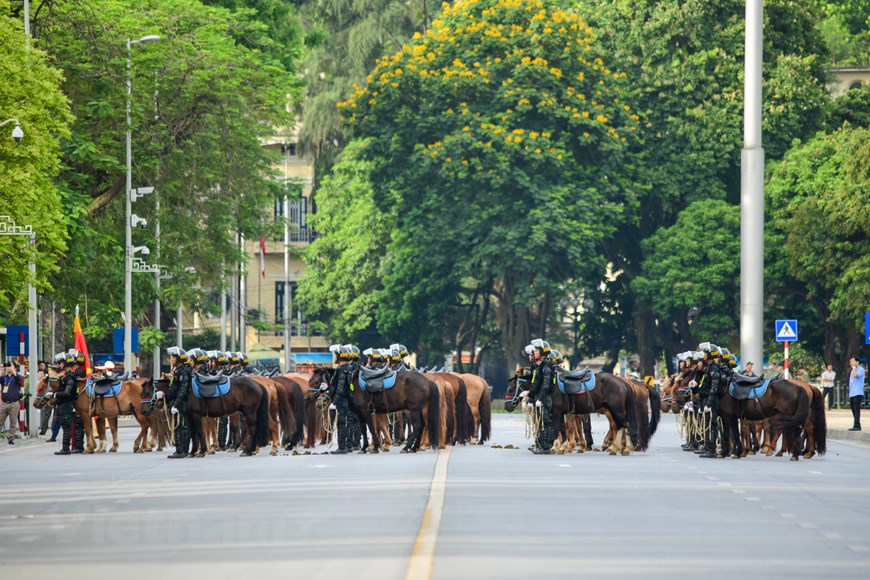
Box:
[124,34,161,374]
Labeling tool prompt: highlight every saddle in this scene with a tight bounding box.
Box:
[729,375,772,401]
[358,366,397,393]
[557,367,596,395]
[192,372,230,398]
[86,374,129,398]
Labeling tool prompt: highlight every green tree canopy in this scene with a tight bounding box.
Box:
[340,0,640,361]
[0,1,73,314]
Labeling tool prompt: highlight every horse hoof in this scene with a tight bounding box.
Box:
[109,448,117,453]
[208,450,216,455]
[370,448,379,454]
[400,449,410,454]
[803,453,813,460]
[790,456,799,462]
[134,449,143,454]
[270,451,278,456]
[621,451,631,456]
[240,451,252,457]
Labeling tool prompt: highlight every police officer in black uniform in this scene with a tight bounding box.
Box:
[697,342,723,458]
[208,351,231,451]
[327,344,353,454]
[346,345,363,451]
[51,351,85,455]
[527,338,554,455]
[165,346,192,459]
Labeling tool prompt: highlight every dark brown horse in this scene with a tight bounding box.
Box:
[717,375,813,461]
[505,369,640,455]
[271,375,307,450]
[148,375,271,457]
[309,368,441,453]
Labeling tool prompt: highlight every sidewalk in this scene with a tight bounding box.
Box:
[825,408,870,446]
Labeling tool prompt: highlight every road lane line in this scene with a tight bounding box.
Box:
[405,448,451,580]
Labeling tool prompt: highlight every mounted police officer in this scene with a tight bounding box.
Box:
[51,351,85,455]
[697,342,723,458]
[165,346,192,459]
[527,338,554,455]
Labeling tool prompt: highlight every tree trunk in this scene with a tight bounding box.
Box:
[634,303,657,378]
[493,275,531,373]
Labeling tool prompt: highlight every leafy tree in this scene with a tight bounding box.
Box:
[0,1,73,314]
[828,84,870,130]
[296,139,395,342]
[586,0,831,374]
[766,126,870,380]
[32,0,302,330]
[342,0,640,363]
[633,200,741,350]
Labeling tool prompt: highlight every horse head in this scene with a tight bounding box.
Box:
[33,374,57,409]
[147,378,171,413]
[308,367,334,393]
[504,367,532,413]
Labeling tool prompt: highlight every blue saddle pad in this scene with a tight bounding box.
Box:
[557,372,596,394]
[359,371,397,392]
[729,379,770,400]
[192,375,230,398]
[86,378,122,398]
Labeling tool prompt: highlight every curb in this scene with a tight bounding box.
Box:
[827,428,870,446]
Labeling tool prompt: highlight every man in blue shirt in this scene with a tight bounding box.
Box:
[848,356,865,431]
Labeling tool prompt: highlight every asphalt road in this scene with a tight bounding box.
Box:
[1,413,869,579]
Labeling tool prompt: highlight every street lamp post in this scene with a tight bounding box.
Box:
[124,34,160,373]
[0,214,37,437]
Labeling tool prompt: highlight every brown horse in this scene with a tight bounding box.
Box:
[148,374,271,457]
[768,379,826,459]
[718,375,812,461]
[452,373,492,444]
[309,368,440,453]
[35,375,154,453]
[270,375,307,450]
[505,369,640,455]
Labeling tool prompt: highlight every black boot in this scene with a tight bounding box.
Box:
[54,449,71,455]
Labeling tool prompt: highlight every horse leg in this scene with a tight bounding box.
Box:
[108,417,119,452]
[402,409,421,453]
[802,419,816,459]
[95,415,107,453]
[359,409,378,453]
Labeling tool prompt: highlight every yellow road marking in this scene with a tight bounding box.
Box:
[405,447,451,580]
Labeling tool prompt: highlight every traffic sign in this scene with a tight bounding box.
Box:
[775,319,798,342]
[866,312,870,345]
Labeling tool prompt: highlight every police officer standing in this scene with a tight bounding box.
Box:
[327,344,352,454]
[346,345,362,451]
[697,343,723,458]
[165,346,192,459]
[52,351,85,455]
[527,338,554,455]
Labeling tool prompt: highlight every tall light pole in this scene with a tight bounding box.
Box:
[740,1,764,370]
[124,34,160,373]
[23,0,30,50]
[0,214,37,437]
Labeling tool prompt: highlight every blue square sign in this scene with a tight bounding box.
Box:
[865,312,870,345]
[775,319,798,342]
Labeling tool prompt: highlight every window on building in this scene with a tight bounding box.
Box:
[847,80,864,92]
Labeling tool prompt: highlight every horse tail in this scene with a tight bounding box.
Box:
[454,379,470,445]
[276,385,294,448]
[811,386,827,456]
[304,397,317,448]
[254,384,272,449]
[634,385,650,451]
[290,384,306,450]
[769,384,810,434]
[427,380,441,452]
[625,383,640,448]
[478,380,492,444]
[647,384,661,437]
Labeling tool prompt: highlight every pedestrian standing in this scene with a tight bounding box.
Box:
[820,364,836,411]
[1,363,23,444]
[848,357,865,431]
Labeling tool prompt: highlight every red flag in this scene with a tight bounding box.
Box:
[73,315,92,378]
[259,236,267,278]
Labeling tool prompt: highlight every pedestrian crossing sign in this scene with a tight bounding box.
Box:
[775,320,798,342]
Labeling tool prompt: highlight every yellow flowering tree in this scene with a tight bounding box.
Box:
[340,0,639,361]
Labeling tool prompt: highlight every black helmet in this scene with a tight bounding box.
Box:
[389,349,401,362]
[549,350,563,364]
[370,350,384,362]
[189,348,209,365]
[167,346,189,365]
[68,349,85,364]
[227,352,241,365]
[239,352,250,366]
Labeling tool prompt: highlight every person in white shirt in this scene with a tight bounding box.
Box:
[820,364,836,411]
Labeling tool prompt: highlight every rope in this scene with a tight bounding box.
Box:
[523,399,542,441]
[319,402,336,448]
[163,403,179,446]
